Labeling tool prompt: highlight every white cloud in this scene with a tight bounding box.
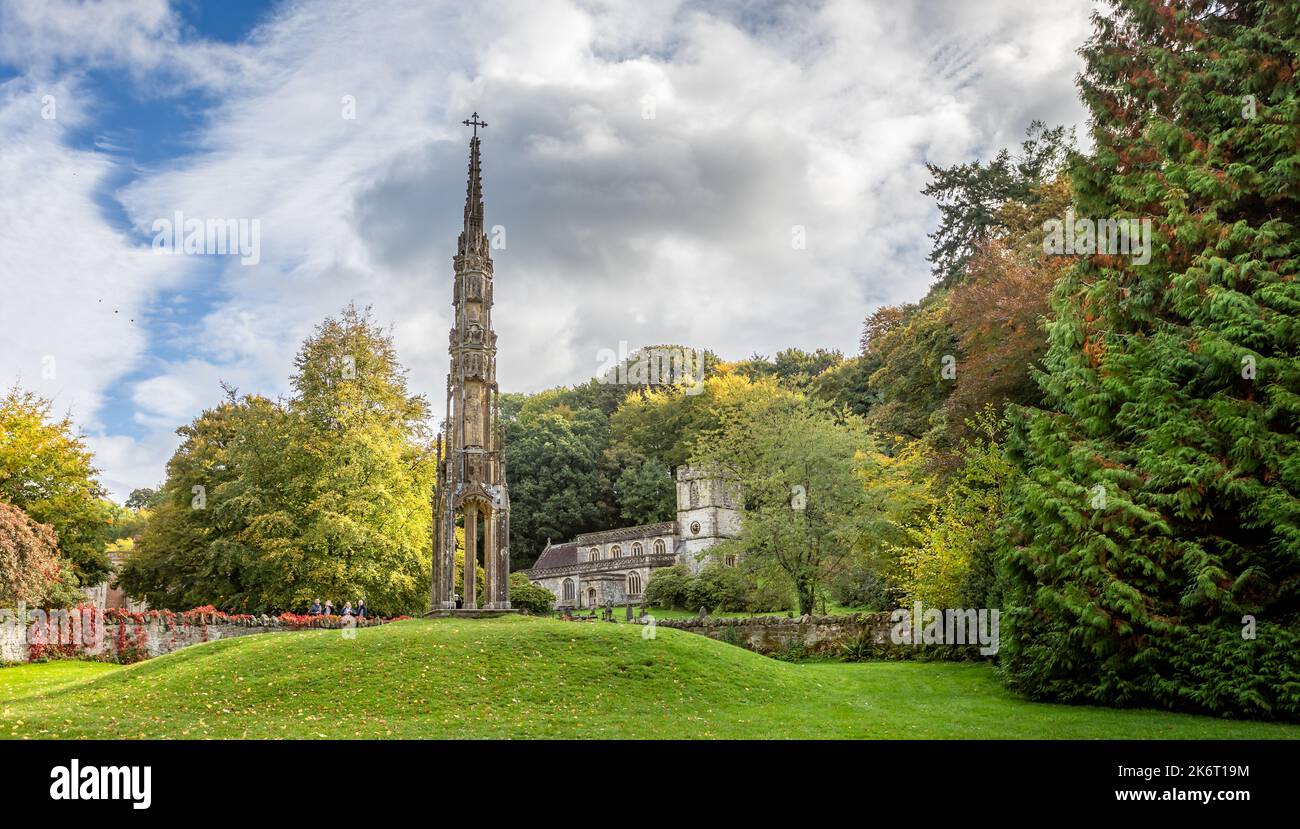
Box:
[0,0,1097,497]
[0,73,179,433]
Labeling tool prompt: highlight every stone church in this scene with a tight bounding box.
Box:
[523,466,741,610]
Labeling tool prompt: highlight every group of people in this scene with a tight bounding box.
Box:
[308,598,367,618]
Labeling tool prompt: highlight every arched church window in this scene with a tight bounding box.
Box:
[653,539,666,555]
[610,544,622,558]
[725,555,737,567]
[631,542,643,556]
[627,572,642,595]
[562,578,575,601]
[589,547,600,562]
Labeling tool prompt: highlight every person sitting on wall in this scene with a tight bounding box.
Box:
[341,601,355,617]
[355,599,366,619]
[324,600,335,616]
[309,599,322,615]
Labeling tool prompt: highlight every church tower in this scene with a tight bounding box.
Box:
[432,114,511,610]
[675,466,741,574]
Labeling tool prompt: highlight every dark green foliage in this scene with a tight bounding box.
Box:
[643,563,691,609]
[508,571,555,614]
[829,565,900,612]
[503,406,610,568]
[924,121,1073,286]
[808,355,876,417]
[125,488,161,511]
[612,458,675,526]
[861,298,957,442]
[1002,0,1300,720]
[733,348,844,394]
[685,563,749,613]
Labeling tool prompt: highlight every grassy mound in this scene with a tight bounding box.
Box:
[2,617,1297,739]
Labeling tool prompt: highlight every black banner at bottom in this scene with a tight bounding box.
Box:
[4,739,1290,816]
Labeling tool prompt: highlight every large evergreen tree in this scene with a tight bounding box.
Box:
[1002,0,1300,719]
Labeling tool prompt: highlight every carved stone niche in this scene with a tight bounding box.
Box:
[465,274,482,300]
[465,453,484,481]
[467,323,484,345]
[462,352,485,379]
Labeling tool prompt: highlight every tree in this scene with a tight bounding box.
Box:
[613,459,675,526]
[643,563,691,610]
[924,121,1073,285]
[862,297,956,444]
[120,393,281,610]
[733,348,845,395]
[1002,0,1300,719]
[0,501,72,605]
[693,392,900,616]
[0,386,109,584]
[124,306,436,616]
[942,177,1073,437]
[892,411,1016,608]
[854,125,1076,454]
[504,405,610,568]
[126,488,161,511]
[808,355,875,418]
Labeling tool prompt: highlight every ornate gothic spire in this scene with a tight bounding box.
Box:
[458,112,488,257]
[432,112,511,613]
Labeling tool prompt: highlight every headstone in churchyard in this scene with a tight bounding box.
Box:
[626,603,633,622]
[698,606,707,619]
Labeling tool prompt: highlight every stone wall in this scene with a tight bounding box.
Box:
[0,607,379,664]
[653,612,902,657]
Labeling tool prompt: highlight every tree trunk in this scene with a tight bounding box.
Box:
[795,573,816,616]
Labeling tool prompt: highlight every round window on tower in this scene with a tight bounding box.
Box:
[690,521,701,535]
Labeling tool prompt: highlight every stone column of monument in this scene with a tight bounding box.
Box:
[431,114,511,611]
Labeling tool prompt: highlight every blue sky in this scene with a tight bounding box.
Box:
[0,0,1096,498]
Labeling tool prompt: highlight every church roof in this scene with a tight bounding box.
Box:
[575,521,675,545]
[531,541,578,570]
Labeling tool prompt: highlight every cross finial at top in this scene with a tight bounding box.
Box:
[462,112,488,137]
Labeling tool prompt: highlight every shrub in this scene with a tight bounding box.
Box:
[828,565,899,611]
[508,572,554,614]
[744,579,794,613]
[686,563,749,613]
[643,564,691,609]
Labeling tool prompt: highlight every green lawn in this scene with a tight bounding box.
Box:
[1,616,1295,739]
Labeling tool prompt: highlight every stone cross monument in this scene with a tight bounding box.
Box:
[431,114,511,611]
